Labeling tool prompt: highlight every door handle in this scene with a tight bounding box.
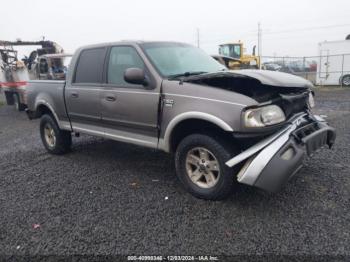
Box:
[71,92,79,98]
[105,95,116,102]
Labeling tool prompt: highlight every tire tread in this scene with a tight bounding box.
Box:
[40,114,71,155]
[175,133,239,200]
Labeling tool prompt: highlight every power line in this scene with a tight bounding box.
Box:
[264,23,350,35]
[255,29,350,41]
[195,22,350,44]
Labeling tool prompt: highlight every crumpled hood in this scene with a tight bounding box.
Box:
[231,69,314,88]
[184,69,313,89]
[181,69,312,109]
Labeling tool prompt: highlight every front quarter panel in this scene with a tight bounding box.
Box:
[160,80,258,151]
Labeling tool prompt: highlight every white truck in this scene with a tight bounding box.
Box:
[316,38,350,86]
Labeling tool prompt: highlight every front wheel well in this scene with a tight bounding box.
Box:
[35,104,55,119]
[168,119,236,153]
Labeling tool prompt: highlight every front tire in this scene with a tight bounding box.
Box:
[175,134,239,200]
[40,114,72,154]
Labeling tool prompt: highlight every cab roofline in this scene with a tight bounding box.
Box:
[77,40,193,50]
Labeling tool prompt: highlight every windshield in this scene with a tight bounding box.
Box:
[47,56,72,79]
[50,56,72,71]
[141,43,225,77]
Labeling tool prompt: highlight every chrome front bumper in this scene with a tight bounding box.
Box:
[226,113,336,192]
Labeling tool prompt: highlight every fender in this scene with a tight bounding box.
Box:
[159,111,233,152]
[35,99,71,131]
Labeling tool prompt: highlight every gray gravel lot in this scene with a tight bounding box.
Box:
[0,88,349,259]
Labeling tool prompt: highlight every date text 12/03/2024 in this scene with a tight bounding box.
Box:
[127,255,219,261]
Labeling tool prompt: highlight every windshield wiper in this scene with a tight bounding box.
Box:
[168,71,207,80]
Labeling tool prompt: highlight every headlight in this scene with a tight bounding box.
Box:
[308,92,315,108]
[243,105,286,128]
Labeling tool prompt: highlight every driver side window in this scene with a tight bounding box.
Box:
[107,46,145,87]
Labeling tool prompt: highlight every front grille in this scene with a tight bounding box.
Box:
[278,92,309,118]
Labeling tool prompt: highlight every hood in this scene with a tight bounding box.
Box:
[184,69,313,89]
[180,69,311,117]
[230,69,313,88]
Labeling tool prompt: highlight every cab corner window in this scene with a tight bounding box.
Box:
[107,46,145,87]
[74,48,106,84]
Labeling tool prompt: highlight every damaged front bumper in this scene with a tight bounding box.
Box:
[226,113,336,192]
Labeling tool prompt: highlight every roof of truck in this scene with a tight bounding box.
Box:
[78,40,192,49]
[40,53,73,58]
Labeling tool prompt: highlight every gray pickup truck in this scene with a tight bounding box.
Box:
[26,41,336,200]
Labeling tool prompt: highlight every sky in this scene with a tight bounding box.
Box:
[1,0,350,58]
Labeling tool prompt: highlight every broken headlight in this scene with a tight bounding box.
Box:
[243,105,286,128]
[308,92,315,109]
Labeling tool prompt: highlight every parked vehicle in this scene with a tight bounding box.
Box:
[0,59,29,111]
[34,53,72,80]
[25,41,336,200]
[262,62,282,71]
[213,41,260,69]
[0,60,4,83]
[1,80,28,111]
[316,37,350,86]
[0,39,64,110]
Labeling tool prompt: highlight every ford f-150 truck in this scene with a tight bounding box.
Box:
[25,41,336,200]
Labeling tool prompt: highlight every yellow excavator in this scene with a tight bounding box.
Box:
[212,41,260,70]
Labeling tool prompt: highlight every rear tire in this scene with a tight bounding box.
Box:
[40,114,72,155]
[175,134,240,200]
[341,74,350,87]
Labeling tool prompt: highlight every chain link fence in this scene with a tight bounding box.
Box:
[261,54,350,87]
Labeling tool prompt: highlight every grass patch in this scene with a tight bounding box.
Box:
[0,101,5,107]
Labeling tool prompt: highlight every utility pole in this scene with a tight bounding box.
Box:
[196,28,200,48]
[258,22,262,69]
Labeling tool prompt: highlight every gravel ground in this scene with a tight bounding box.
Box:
[0,88,349,260]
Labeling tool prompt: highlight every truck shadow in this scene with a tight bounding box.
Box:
[67,135,304,206]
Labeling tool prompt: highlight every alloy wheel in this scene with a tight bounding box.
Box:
[44,123,56,147]
[185,147,220,189]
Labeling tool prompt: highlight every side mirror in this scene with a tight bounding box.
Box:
[124,67,148,86]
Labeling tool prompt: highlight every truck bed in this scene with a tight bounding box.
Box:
[26,80,71,130]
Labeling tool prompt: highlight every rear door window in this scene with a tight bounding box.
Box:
[74,48,106,84]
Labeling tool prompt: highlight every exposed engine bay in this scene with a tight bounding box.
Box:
[184,71,312,119]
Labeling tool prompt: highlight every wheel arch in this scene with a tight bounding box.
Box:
[160,112,234,153]
[34,100,61,126]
